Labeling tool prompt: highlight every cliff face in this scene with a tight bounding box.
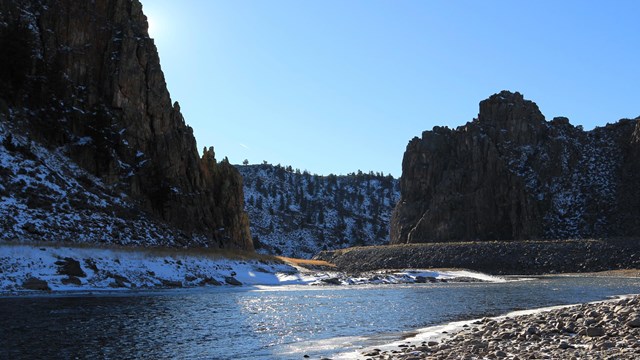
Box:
[391,91,640,244]
[0,0,252,250]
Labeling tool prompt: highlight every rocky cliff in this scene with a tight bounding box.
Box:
[0,0,252,250]
[391,91,640,244]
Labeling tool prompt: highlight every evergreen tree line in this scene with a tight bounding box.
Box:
[237,163,400,257]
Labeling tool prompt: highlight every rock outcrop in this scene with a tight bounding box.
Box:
[391,91,640,244]
[0,0,252,250]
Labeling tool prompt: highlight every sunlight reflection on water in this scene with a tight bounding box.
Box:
[0,277,639,359]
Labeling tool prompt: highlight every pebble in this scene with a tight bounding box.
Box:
[366,295,640,359]
[626,316,640,328]
[585,326,605,337]
[558,341,572,349]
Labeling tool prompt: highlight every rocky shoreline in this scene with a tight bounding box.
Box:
[0,243,509,294]
[315,238,640,275]
[362,295,640,360]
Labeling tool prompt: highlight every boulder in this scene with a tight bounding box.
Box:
[22,277,50,291]
[61,276,82,286]
[160,279,183,288]
[224,276,242,286]
[199,277,222,286]
[362,350,380,356]
[55,258,86,277]
[108,274,131,288]
[414,276,428,283]
[321,277,342,285]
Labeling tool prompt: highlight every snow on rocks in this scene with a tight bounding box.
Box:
[0,121,210,248]
[237,163,400,259]
[0,243,505,294]
[307,269,506,286]
[0,243,305,293]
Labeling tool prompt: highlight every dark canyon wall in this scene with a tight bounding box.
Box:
[391,91,640,244]
[0,0,252,250]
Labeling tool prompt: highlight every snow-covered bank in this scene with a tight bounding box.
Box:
[318,269,507,286]
[0,243,508,294]
[0,243,309,293]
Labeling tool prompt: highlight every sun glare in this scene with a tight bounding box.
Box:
[146,15,158,38]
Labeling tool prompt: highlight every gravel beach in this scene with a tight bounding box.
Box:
[316,239,640,275]
[363,295,640,360]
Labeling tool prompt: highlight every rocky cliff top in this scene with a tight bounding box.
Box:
[392,90,640,244]
[0,0,252,250]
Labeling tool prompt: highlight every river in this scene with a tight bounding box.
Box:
[1,276,639,359]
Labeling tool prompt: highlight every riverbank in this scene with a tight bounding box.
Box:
[314,238,640,274]
[0,243,506,294]
[0,242,307,293]
[357,294,640,359]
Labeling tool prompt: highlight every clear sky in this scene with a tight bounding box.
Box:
[140,0,640,177]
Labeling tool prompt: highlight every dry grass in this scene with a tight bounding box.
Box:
[0,240,283,263]
[275,256,336,268]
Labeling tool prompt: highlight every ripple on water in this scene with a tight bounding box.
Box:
[0,276,639,359]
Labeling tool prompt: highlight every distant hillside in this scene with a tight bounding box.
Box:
[237,164,400,258]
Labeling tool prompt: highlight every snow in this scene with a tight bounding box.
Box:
[0,243,506,294]
[0,120,210,248]
[497,120,622,239]
[237,164,400,258]
[396,269,508,283]
[0,243,306,292]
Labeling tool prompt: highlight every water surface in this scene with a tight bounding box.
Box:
[1,276,638,359]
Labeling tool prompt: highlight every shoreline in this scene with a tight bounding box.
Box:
[0,243,308,294]
[349,294,640,359]
[315,238,640,275]
[548,269,640,278]
[2,241,638,296]
[0,243,511,295]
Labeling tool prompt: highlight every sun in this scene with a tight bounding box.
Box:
[146,14,158,38]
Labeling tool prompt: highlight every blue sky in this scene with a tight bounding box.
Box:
[141,1,640,177]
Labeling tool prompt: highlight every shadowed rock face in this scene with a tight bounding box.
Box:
[391,91,640,244]
[0,0,252,250]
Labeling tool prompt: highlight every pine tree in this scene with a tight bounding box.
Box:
[307,179,315,195]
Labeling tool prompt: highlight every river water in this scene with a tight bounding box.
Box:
[1,276,639,359]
